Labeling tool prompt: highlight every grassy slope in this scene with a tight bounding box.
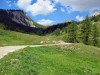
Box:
[0,29,62,46]
[0,44,100,75]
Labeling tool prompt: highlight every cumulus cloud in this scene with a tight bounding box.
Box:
[17,0,56,16]
[76,16,85,21]
[17,0,32,8]
[59,0,100,11]
[37,19,54,26]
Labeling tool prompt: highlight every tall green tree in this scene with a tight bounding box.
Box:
[91,23,98,46]
[81,17,91,45]
[67,23,77,43]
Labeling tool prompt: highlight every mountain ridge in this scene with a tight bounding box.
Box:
[0,9,73,35]
[0,9,44,28]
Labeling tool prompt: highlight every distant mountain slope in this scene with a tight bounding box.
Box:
[43,22,72,34]
[0,9,72,34]
[0,9,44,34]
[0,9,45,28]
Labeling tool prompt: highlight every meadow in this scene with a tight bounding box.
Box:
[0,44,100,75]
[0,29,62,46]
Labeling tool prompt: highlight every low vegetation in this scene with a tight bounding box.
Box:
[0,29,62,46]
[0,44,100,75]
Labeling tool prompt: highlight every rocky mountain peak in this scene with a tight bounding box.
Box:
[0,9,35,27]
[91,11,100,16]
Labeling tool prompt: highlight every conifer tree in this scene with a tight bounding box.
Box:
[81,17,91,45]
[67,23,77,43]
[91,23,98,46]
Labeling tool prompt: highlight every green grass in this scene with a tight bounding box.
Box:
[0,44,100,75]
[0,29,62,46]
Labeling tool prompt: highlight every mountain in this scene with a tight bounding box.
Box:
[91,11,100,16]
[0,9,46,34]
[43,21,72,34]
[0,9,73,35]
[0,9,44,28]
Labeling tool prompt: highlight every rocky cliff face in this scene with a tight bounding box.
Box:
[0,9,43,34]
[0,9,35,27]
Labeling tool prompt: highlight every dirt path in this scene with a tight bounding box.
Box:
[0,43,70,59]
[0,46,27,59]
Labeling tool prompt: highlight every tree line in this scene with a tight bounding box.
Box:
[53,17,99,46]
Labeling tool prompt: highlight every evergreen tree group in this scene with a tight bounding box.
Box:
[81,18,91,45]
[81,17,98,46]
[64,17,99,46]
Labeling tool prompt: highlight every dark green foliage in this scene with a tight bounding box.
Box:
[81,18,91,45]
[80,17,99,46]
[36,29,43,35]
[91,24,99,46]
[67,23,77,43]
[54,28,61,36]
[91,16,98,22]
[0,23,3,29]
[91,15,100,22]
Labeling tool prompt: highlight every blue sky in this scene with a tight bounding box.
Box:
[0,0,100,26]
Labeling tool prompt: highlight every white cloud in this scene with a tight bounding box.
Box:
[59,0,100,11]
[17,0,56,16]
[17,0,32,9]
[37,19,54,26]
[76,15,85,21]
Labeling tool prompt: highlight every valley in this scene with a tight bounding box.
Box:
[0,9,100,75]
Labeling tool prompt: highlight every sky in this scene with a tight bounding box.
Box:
[0,0,100,26]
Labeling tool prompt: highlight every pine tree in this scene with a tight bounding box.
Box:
[67,23,77,43]
[91,23,98,46]
[81,17,91,45]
